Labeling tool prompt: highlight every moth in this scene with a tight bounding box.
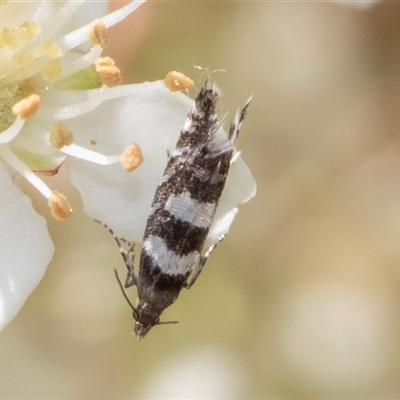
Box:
[100,81,251,338]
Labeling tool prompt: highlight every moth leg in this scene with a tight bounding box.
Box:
[95,220,138,288]
[185,234,226,289]
[123,242,138,288]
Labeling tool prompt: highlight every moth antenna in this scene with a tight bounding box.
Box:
[114,269,139,320]
[158,320,179,325]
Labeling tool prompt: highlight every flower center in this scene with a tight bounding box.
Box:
[0,1,146,221]
[0,80,34,132]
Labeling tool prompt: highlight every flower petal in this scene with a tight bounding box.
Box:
[67,81,256,243]
[208,156,257,244]
[0,163,54,331]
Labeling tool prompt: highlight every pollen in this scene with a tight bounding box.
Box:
[21,21,41,38]
[94,57,122,87]
[41,59,63,81]
[3,27,23,47]
[48,191,72,221]
[121,143,143,172]
[13,50,34,67]
[40,40,64,58]
[164,71,194,92]
[88,19,108,49]
[50,122,74,149]
[3,21,40,48]
[12,94,40,119]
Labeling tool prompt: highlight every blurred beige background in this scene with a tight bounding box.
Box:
[3,1,400,398]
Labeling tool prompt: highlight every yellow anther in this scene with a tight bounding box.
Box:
[21,21,41,38]
[88,19,108,49]
[3,27,22,47]
[4,22,41,47]
[40,40,64,58]
[50,122,74,149]
[94,57,122,87]
[41,59,62,81]
[13,50,33,67]
[12,94,40,119]
[121,143,143,172]
[48,191,72,221]
[164,71,194,92]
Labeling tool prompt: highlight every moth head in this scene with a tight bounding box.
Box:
[134,301,179,338]
[133,302,160,338]
[114,269,177,338]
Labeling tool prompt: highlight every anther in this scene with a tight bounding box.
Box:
[12,94,40,119]
[50,122,74,149]
[94,57,122,87]
[21,21,41,38]
[48,191,72,221]
[164,71,194,92]
[121,143,143,172]
[40,40,64,58]
[3,27,22,47]
[88,19,108,48]
[13,50,33,67]
[41,60,62,81]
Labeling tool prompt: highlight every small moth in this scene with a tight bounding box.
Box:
[100,81,251,338]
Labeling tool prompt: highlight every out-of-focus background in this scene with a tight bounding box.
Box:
[3,1,400,398]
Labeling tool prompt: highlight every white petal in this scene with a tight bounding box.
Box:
[67,82,256,244]
[0,163,54,331]
[208,155,257,245]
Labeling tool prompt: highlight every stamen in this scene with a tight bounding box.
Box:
[94,57,122,87]
[121,143,143,172]
[59,0,144,52]
[13,50,34,67]
[0,118,25,145]
[3,27,22,47]
[32,1,84,51]
[21,21,41,38]
[2,22,41,47]
[50,122,74,150]
[0,61,44,86]
[57,45,102,82]
[164,71,194,92]
[60,143,121,165]
[0,145,52,199]
[41,59,62,81]
[39,40,64,58]
[48,190,72,221]
[12,94,40,119]
[88,19,108,49]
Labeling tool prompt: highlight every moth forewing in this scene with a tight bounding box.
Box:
[102,82,252,338]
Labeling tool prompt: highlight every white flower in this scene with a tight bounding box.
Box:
[66,83,256,244]
[0,0,256,331]
[0,0,144,330]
